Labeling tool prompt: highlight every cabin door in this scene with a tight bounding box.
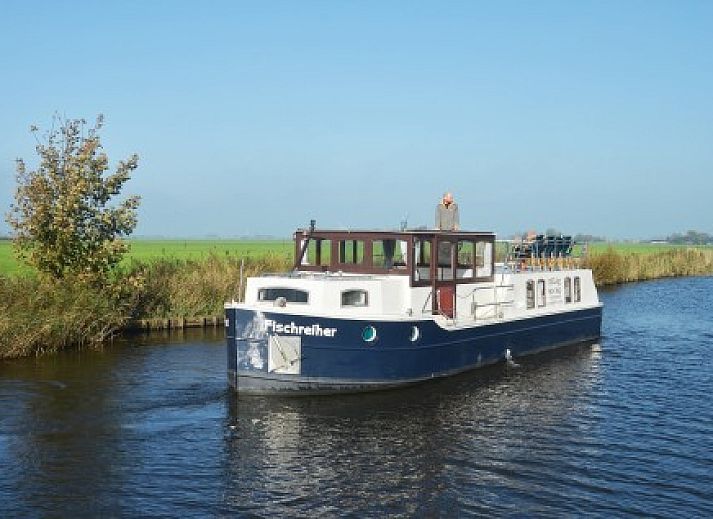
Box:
[437,286,455,318]
[432,236,457,318]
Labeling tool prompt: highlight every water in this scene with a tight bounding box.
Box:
[2,277,713,518]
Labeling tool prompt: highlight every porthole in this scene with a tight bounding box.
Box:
[409,326,420,342]
[362,325,377,343]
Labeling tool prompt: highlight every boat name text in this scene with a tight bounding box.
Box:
[264,319,337,337]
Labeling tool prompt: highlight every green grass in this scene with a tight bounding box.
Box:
[124,239,293,262]
[2,238,712,277]
[0,239,294,276]
[0,240,22,275]
[587,242,713,254]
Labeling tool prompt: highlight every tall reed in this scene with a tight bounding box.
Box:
[0,275,130,358]
[584,247,713,285]
[127,252,291,318]
[0,253,292,359]
[3,247,712,359]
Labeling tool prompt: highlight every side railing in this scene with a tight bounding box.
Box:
[499,236,588,273]
[434,282,516,324]
[468,283,515,322]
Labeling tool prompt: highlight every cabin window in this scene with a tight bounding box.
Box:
[537,279,546,307]
[437,240,453,267]
[341,289,368,307]
[457,240,474,266]
[436,239,455,281]
[307,239,331,267]
[373,239,407,270]
[414,239,432,282]
[564,277,572,303]
[526,280,535,309]
[338,240,364,264]
[475,240,494,278]
[457,240,475,279]
[258,288,309,303]
[574,276,581,302]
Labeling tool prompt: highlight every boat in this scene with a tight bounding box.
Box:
[225,223,602,395]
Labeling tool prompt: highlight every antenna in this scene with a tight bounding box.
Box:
[400,213,408,231]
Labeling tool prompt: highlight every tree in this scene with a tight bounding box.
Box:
[6,115,140,281]
[667,230,713,245]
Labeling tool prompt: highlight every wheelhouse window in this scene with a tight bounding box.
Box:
[526,280,535,309]
[574,276,581,302]
[436,239,454,280]
[449,238,494,281]
[373,239,407,270]
[258,288,309,303]
[341,289,368,307]
[537,279,546,307]
[457,240,475,280]
[414,239,432,282]
[475,240,493,278]
[338,240,364,265]
[564,277,572,303]
[306,238,331,267]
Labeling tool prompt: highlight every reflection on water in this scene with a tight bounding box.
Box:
[2,277,713,517]
[222,343,603,517]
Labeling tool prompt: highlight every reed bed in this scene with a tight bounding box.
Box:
[1,253,291,359]
[2,247,712,358]
[126,252,291,318]
[584,247,713,285]
[0,276,128,358]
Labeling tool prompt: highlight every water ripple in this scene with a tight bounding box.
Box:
[2,278,713,516]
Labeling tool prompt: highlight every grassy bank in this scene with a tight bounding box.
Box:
[2,242,713,359]
[124,253,291,319]
[0,276,128,358]
[1,253,291,359]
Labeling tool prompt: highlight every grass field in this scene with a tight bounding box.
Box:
[0,241,20,275]
[1,238,711,276]
[0,239,293,276]
[587,242,713,254]
[125,239,293,262]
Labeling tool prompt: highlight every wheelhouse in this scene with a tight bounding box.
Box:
[293,228,496,315]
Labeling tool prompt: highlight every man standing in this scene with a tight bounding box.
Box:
[435,192,460,231]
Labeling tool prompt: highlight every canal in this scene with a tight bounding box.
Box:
[1,277,712,517]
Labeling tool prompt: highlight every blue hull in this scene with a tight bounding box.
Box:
[226,306,602,395]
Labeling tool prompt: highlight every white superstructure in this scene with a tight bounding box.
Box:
[239,266,600,326]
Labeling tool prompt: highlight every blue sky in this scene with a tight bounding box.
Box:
[1,1,711,239]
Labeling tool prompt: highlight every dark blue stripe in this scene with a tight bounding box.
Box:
[226,306,602,388]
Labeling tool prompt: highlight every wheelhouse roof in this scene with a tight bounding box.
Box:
[293,228,496,239]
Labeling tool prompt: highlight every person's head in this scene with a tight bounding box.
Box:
[442,192,454,206]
